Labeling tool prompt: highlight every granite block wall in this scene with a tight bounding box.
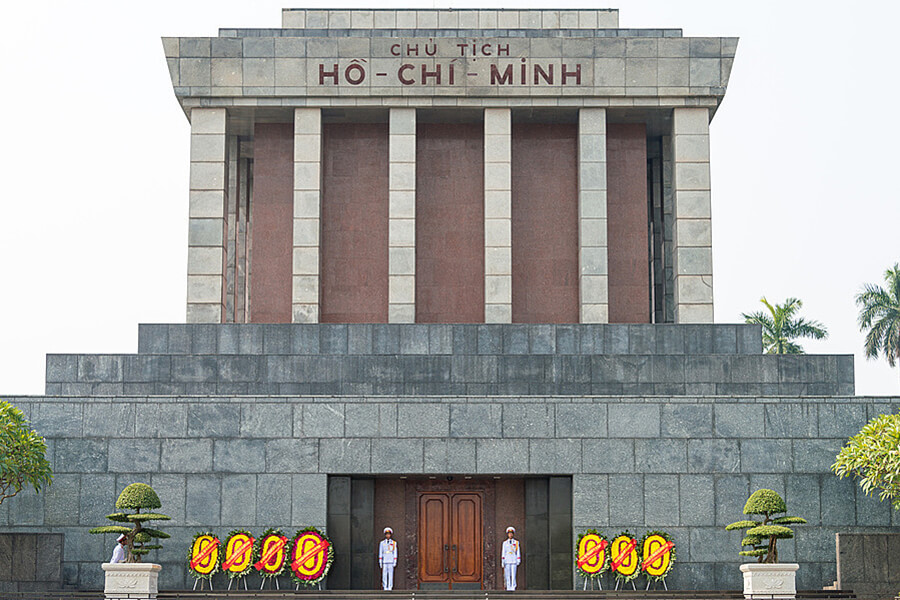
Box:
[4,394,898,591]
[45,323,854,397]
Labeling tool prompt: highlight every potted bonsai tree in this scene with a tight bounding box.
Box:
[90,483,171,598]
[725,489,806,598]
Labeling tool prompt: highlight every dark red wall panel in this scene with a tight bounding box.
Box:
[321,123,389,323]
[511,123,579,323]
[415,123,484,323]
[250,123,294,323]
[607,123,650,323]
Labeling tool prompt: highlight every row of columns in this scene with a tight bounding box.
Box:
[185,106,714,324]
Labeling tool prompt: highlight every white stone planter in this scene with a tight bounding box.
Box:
[101,562,161,599]
[740,563,799,599]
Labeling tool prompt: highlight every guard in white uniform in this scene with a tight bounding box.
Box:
[109,534,127,563]
[501,526,520,591]
[378,527,398,590]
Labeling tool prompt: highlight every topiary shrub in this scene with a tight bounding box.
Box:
[89,482,171,563]
[725,489,806,563]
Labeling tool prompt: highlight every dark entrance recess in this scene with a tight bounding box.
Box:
[326,476,571,590]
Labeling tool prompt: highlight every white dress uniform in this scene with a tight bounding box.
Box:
[109,536,126,563]
[501,529,521,591]
[379,529,398,590]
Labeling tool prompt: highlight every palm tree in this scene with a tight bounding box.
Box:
[742,297,828,354]
[855,264,900,378]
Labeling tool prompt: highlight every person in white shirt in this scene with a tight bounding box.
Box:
[109,534,127,563]
[501,526,521,591]
[378,527,398,590]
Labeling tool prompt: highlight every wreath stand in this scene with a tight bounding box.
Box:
[295,581,323,591]
[614,578,637,591]
[646,577,669,591]
[191,578,213,591]
[582,576,602,590]
[227,576,249,591]
[260,577,282,590]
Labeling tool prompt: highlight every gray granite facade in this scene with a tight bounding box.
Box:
[44,324,853,397]
[4,323,898,591]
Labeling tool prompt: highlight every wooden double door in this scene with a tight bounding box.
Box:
[417,492,483,589]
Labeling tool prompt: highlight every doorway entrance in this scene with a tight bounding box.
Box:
[418,492,483,589]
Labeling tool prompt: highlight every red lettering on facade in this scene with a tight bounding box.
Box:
[561,63,581,85]
[421,64,441,85]
[319,64,339,85]
[406,44,419,56]
[398,64,415,85]
[345,63,366,85]
[491,64,513,85]
[481,44,492,56]
[391,44,401,57]
[497,44,510,56]
[534,64,553,85]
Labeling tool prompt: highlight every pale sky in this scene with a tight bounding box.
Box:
[0,0,897,396]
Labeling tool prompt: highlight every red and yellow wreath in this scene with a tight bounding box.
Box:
[254,528,289,578]
[610,531,640,584]
[575,529,610,580]
[221,529,256,579]
[289,527,334,587]
[187,531,219,581]
[640,530,675,582]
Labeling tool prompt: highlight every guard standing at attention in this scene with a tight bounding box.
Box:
[379,526,398,590]
[501,526,521,591]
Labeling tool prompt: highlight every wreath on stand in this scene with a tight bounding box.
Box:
[289,526,334,588]
[575,529,610,585]
[254,528,290,581]
[610,530,640,586]
[639,530,676,584]
[187,531,220,587]
[222,529,256,581]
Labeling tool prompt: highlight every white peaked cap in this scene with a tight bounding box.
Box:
[117,534,127,542]
[384,527,393,534]
[506,526,515,533]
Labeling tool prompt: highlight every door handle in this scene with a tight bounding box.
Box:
[443,544,449,573]
[451,544,458,573]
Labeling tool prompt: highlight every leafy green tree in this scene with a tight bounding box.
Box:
[855,263,900,379]
[742,297,828,354]
[89,483,171,562]
[725,489,806,563]
[0,400,52,506]
[832,411,900,510]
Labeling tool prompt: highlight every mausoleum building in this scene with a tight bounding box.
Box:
[2,8,898,594]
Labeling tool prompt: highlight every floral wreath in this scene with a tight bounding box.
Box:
[221,529,256,580]
[639,530,675,583]
[610,530,640,584]
[574,529,610,580]
[253,528,290,579]
[289,526,334,587]
[187,531,220,581]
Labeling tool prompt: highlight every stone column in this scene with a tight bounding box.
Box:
[484,108,512,323]
[578,108,608,323]
[388,108,416,323]
[672,107,714,323]
[292,108,322,323]
[186,107,227,323]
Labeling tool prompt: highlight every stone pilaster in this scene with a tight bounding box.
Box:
[578,108,608,323]
[186,107,227,323]
[484,108,512,323]
[389,108,416,323]
[292,108,321,323]
[672,107,714,323]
